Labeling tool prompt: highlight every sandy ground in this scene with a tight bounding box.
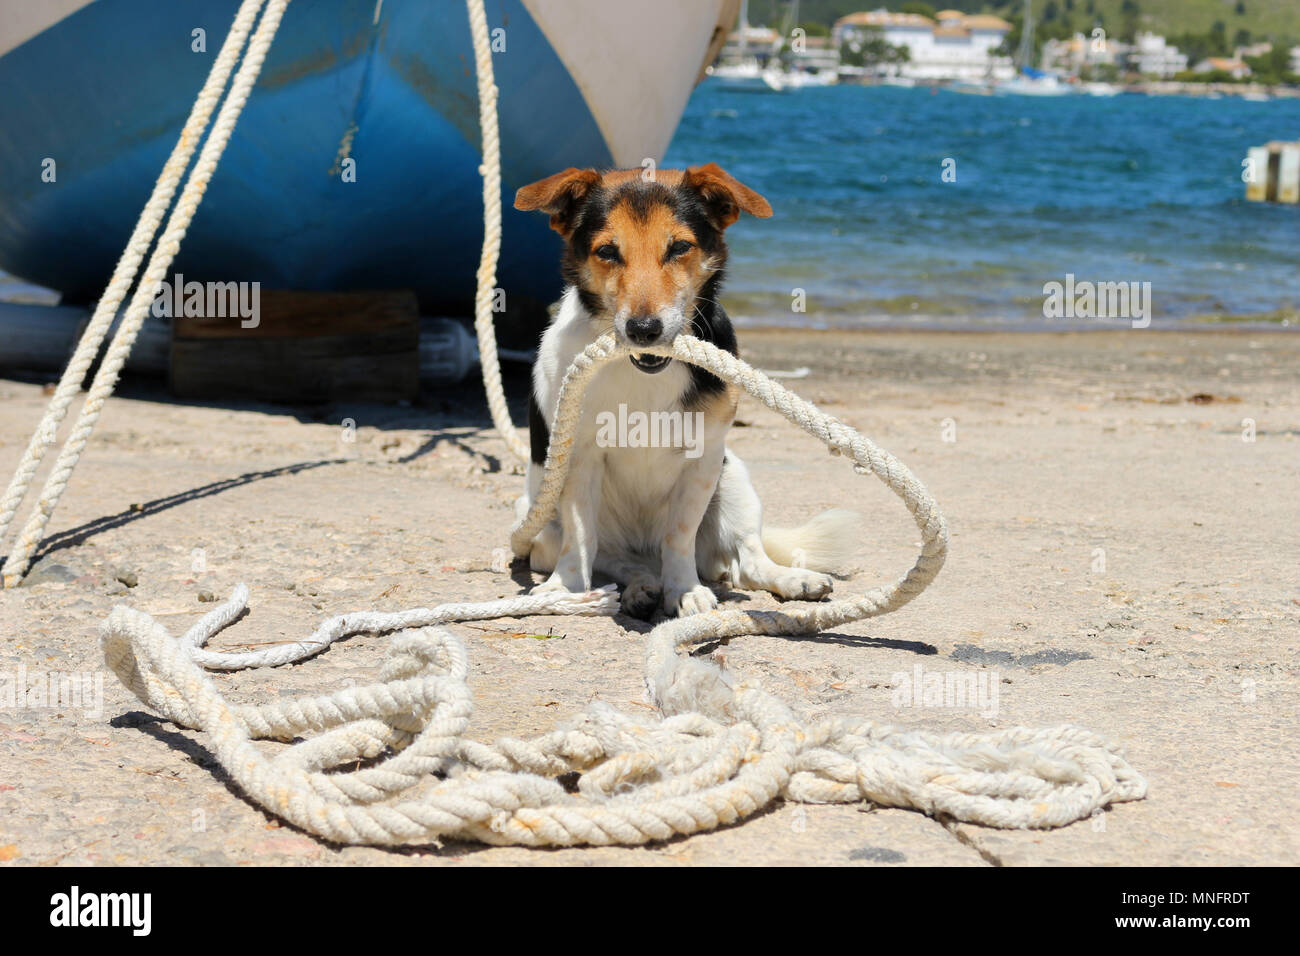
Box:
[0,329,1296,867]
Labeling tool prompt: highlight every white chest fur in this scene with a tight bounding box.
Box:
[531,289,727,555]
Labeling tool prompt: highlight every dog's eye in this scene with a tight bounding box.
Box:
[666,239,693,260]
[595,243,620,263]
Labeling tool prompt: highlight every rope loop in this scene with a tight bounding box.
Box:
[100,324,1146,845]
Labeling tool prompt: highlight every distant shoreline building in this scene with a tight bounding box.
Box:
[717,22,782,66]
[1234,41,1273,61]
[716,21,838,75]
[1042,31,1188,79]
[1042,32,1121,74]
[832,8,1014,83]
[1194,57,1252,80]
[1131,32,1188,78]
[791,34,840,73]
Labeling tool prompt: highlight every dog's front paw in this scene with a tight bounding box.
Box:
[531,577,573,595]
[771,568,834,602]
[620,581,662,620]
[665,583,718,617]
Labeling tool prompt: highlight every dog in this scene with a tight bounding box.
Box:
[513,163,858,619]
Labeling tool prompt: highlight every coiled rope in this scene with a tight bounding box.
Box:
[7,0,1146,844]
[101,326,1146,844]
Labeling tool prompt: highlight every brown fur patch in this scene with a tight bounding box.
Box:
[513,168,601,235]
[683,163,772,226]
[587,199,706,317]
[698,383,740,427]
[596,168,687,189]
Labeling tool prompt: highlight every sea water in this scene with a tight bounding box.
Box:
[665,83,1300,329]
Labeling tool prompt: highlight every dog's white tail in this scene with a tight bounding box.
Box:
[761,508,862,573]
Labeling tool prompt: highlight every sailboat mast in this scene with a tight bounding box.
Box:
[738,0,749,60]
[1015,0,1035,70]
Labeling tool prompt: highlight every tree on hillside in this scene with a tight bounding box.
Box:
[900,2,936,17]
[1244,43,1300,84]
[1209,20,1228,55]
[1171,21,1232,67]
[1119,0,1140,44]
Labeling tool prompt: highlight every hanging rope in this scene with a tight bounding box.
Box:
[0,0,291,587]
[466,0,529,463]
[1,0,530,585]
[0,0,280,586]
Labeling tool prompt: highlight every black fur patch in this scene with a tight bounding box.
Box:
[682,280,737,411]
[563,183,616,315]
[528,391,550,466]
[668,178,738,408]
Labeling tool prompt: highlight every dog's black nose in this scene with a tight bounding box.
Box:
[625,315,662,346]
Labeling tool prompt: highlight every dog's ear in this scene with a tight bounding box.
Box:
[514,168,602,236]
[683,162,772,229]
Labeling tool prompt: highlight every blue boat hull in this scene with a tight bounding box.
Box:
[0,0,616,312]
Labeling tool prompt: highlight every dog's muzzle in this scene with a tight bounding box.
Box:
[630,353,672,374]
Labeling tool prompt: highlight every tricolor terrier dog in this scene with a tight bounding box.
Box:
[514,163,857,619]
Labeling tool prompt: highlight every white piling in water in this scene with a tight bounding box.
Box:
[1245,141,1300,204]
[1280,145,1300,204]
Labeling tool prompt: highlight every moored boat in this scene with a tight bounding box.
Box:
[1082,81,1121,97]
[0,0,737,314]
[708,60,788,92]
[996,68,1074,97]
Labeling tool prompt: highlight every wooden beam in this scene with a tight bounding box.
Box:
[170,289,419,403]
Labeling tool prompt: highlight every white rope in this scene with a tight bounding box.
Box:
[0,0,275,586]
[100,329,1146,844]
[3,0,526,584]
[3,0,1143,844]
[175,581,619,672]
[466,0,529,463]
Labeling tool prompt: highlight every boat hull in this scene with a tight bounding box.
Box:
[0,0,732,313]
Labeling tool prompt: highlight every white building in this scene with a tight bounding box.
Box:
[1291,45,1300,74]
[1235,41,1272,60]
[719,24,782,64]
[833,8,1014,82]
[1194,56,1251,80]
[717,25,838,74]
[1130,32,1188,78]
[790,34,840,73]
[1042,32,1126,74]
